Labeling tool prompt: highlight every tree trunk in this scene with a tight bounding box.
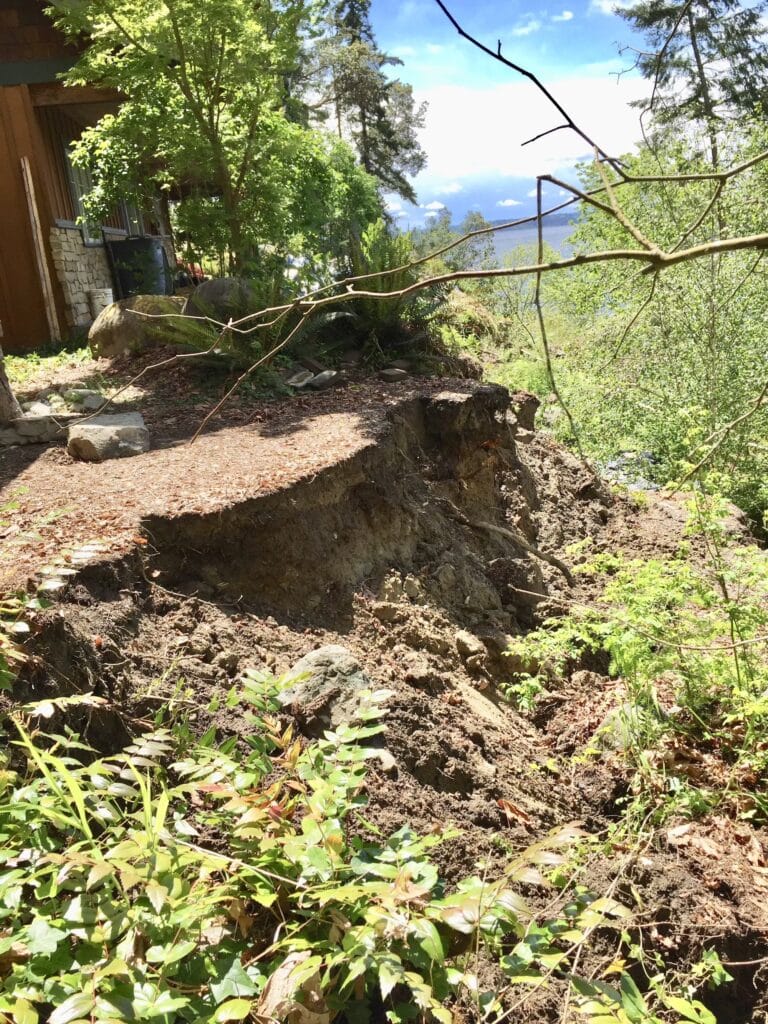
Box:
[0,346,22,425]
[687,7,719,170]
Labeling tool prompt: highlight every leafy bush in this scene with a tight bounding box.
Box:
[543,122,768,522]
[0,667,655,1024]
[506,491,768,821]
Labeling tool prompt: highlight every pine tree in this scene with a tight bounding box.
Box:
[316,0,427,201]
[619,0,768,165]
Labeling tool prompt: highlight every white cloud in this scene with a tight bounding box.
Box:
[422,200,446,210]
[526,187,541,198]
[386,200,403,213]
[411,74,648,191]
[436,182,463,195]
[425,44,444,55]
[425,210,440,218]
[497,198,522,207]
[511,18,541,36]
[552,9,574,20]
[589,0,630,13]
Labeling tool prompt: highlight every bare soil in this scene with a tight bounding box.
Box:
[3,359,768,1021]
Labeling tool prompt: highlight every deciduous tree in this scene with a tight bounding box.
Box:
[48,0,381,274]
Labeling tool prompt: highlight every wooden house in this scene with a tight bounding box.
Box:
[0,0,173,352]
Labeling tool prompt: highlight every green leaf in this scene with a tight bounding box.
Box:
[379,958,404,1000]
[49,993,95,1024]
[589,897,632,919]
[209,959,260,1004]
[411,919,444,964]
[440,905,479,934]
[664,996,716,1024]
[145,882,168,914]
[430,1007,452,1024]
[86,862,115,891]
[214,999,253,1022]
[27,917,66,954]
[164,940,198,966]
[619,974,650,1023]
[12,999,38,1024]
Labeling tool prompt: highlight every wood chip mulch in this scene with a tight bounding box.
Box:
[1,361,471,592]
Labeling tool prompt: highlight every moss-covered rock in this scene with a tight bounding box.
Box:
[88,295,186,359]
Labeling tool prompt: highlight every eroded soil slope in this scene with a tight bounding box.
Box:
[9,382,768,1021]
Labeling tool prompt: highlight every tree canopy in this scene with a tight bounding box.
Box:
[47,0,391,274]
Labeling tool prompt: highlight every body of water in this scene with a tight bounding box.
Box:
[492,221,574,262]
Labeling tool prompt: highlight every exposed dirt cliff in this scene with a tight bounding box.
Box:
[7,381,768,1022]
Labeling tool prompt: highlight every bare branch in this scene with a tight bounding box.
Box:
[434,0,622,169]
[521,124,570,147]
[596,271,659,370]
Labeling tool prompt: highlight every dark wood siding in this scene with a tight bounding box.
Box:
[35,106,77,221]
[0,85,66,351]
[0,0,78,64]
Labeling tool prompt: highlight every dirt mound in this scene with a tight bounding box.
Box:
[11,383,768,1021]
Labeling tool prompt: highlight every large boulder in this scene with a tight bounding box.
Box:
[183,277,261,325]
[89,295,185,359]
[67,412,149,462]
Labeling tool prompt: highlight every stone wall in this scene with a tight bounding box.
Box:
[50,225,113,330]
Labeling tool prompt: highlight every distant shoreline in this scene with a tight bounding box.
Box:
[493,219,575,260]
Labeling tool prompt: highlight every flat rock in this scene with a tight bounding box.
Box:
[0,412,83,446]
[278,644,374,736]
[285,369,315,388]
[23,401,53,416]
[67,412,149,462]
[63,388,105,412]
[308,370,340,390]
[378,367,409,383]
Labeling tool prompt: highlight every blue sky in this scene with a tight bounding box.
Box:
[369,0,651,225]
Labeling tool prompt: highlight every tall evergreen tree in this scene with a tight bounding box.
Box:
[314,0,427,201]
[619,0,768,164]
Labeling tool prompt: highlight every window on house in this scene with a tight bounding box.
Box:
[64,146,102,244]
[118,201,144,235]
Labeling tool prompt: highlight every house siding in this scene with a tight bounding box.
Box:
[0,83,65,351]
[0,0,175,351]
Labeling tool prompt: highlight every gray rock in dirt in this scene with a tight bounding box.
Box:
[385,359,411,371]
[285,369,315,388]
[67,412,149,462]
[379,367,409,383]
[307,370,340,390]
[594,701,635,751]
[183,278,259,323]
[510,390,540,432]
[63,388,105,412]
[278,645,374,735]
[22,400,52,416]
[89,295,186,358]
[0,412,83,446]
[455,630,486,662]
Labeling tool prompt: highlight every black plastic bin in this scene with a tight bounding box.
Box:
[105,236,174,299]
